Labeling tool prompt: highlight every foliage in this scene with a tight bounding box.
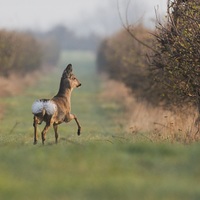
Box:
[151,0,200,108]
[97,26,153,101]
[0,30,42,76]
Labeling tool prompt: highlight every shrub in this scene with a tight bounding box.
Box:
[0,30,42,76]
[151,0,200,108]
[97,25,153,101]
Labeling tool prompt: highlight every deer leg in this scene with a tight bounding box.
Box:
[70,114,81,136]
[53,124,58,143]
[41,123,51,145]
[33,116,38,145]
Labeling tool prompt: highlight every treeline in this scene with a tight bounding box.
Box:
[97,0,200,113]
[0,24,101,77]
[31,25,101,51]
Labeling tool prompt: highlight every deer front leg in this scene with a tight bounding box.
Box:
[41,123,51,145]
[70,114,81,136]
[53,124,58,143]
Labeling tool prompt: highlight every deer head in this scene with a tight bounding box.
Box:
[61,64,81,90]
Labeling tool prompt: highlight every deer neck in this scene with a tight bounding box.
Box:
[56,79,73,100]
[57,87,72,99]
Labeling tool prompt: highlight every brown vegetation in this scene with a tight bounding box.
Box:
[151,0,200,108]
[100,78,199,143]
[97,25,155,102]
[0,30,42,76]
[0,67,50,97]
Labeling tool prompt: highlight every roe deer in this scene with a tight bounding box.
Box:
[31,64,81,145]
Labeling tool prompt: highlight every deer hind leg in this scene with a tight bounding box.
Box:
[33,116,38,145]
[70,114,81,136]
[33,114,44,145]
[53,124,58,143]
[41,122,51,145]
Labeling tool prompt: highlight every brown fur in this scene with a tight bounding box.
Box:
[32,64,81,145]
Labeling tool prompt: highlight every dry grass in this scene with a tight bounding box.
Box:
[100,76,200,144]
[0,64,55,97]
[128,102,199,144]
[0,71,40,119]
[0,72,39,97]
[0,65,55,119]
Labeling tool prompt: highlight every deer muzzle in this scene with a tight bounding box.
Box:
[77,83,82,88]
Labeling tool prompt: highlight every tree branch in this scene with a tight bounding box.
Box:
[117,0,158,53]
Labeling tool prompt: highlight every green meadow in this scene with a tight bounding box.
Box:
[0,51,200,200]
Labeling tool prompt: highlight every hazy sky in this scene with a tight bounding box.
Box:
[0,0,167,35]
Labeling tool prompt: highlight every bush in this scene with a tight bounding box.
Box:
[97,25,153,101]
[0,30,42,76]
[151,0,200,108]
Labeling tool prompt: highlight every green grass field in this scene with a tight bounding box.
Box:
[0,51,200,200]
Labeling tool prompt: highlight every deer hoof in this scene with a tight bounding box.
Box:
[77,129,81,136]
[33,140,37,145]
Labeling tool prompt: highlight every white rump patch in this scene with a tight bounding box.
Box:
[32,100,44,114]
[32,100,57,115]
[44,100,57,115]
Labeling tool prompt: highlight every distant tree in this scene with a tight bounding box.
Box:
[46,25,76,50]
[40,37,60,66]
[33,25,101,51]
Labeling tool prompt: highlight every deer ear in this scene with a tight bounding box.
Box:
[66,64,73,74]
[62,64,73,78]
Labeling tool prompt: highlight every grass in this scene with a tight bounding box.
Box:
[0,51,200,200]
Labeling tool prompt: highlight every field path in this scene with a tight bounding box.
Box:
[0,51,199,200]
